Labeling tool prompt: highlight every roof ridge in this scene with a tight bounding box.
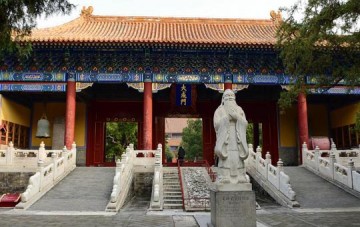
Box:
[87,15,275,25]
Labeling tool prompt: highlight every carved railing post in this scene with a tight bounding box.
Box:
[277,159,284,189]
[314,146,320,171]
[329,152,336,179]
[277,159,284,172]
[71,142,76,151]
[302,142,308,165]
[122,147,128,166]
[265,151,272,165]
[348,159,355,189]
[38,141,47,162]
[155,144,162,167]
[128,143,134,158]
[6,141,14,165]
[331,141,337,151]
[151,144,163,209]
[115,158,121,172]
[256,146,262,171]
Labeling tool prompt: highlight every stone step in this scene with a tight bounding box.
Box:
[163,176,179,178]
[163,187,181,191]
[164,190,182,193]
[163,203,183,209]
[164,192,182,196]
[163,182,180,187]
[162,167,182,209]
[163,180,179,183]
[164,195,182,200]
[164,189,182,193]
[163,179,179,182]
[164,185,181,189]
[164,199,183,204]
[164,193,182,197]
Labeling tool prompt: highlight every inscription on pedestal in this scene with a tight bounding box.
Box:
[210,190,256,227]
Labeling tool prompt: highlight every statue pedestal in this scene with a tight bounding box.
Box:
[209,183,256,227]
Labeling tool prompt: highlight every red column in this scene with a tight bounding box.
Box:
[143,82,153,149]
[65,78,76,150]
[298,92,309,164]
[224,82,232,90]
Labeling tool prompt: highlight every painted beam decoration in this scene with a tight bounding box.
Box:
[0,84,66,92]
[309,87,360,95]
[0,50,359,94]
[76,72,143,83]
[0,72,66,82]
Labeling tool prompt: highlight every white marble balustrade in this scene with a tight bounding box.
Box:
[0,141,65,168]
[246,144,296,201]
[17,142,77,209]
[302,142,360,193]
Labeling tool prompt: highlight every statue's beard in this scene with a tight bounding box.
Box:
[224,100,237,117]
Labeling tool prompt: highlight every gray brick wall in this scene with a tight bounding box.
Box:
[0,172,34,194]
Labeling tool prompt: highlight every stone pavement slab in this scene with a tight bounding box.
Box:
[2,205,360,226]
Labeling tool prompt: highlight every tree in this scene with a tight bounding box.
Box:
[165,134,174,162]
[105,122,138,162]
[277,0,360,110]
[0,0,74,56]
[180,119,203,161]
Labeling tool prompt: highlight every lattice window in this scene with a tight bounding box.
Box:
[0,120,29,148]
[332,124,359,149]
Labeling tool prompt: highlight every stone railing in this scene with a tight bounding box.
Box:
[150,144,163,210]
[302,142,360,194]
[106,144,162,212]
[309,143,360,167]
[246,144,297,206]
[106,144,135,212]
[0,141,64,168]
[15,142,77,209]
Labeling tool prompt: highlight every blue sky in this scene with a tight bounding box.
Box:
[36,0,298,28]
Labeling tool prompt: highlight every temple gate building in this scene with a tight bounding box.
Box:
[0,7,359,166]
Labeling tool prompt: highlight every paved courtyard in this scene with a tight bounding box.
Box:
[2,206,360,226]
[2,167,360,226]
[2,195,360,227]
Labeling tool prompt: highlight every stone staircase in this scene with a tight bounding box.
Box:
[162,167,183,209]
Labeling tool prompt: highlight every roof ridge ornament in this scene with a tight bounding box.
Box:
[270,10,282,25]
[80,6,94,18]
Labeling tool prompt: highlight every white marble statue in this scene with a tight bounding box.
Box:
[214,89,249,184]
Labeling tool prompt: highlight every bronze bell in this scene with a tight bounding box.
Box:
[36,114,50,138]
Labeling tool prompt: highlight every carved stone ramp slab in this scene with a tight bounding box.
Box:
[29,167,115,211]
[284,166,360,208]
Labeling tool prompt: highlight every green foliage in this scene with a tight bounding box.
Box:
[0,0,74,57]
[246,123,254,145]
[165,147,174,162]
[181,119,203,161]
[277,0,360,110]
[105,122,138,162]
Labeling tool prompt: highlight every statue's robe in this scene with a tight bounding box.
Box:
[214,104,248,176]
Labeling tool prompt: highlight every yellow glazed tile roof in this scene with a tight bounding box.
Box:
[27,7,280,46]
